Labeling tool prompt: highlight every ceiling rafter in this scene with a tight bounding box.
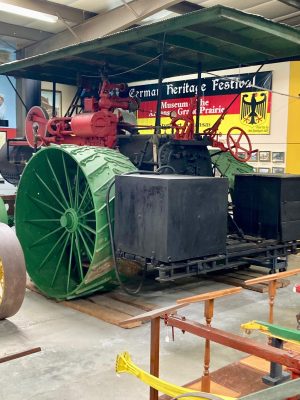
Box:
[0,21,53,41]
[0,0,96,24]
[23,0,183,57]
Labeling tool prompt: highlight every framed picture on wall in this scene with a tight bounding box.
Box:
[272,152,285,163]
[258,167,270,173]
[259,151,271,162]
[41,90,62,117]
[250,152,258,162]
[237,152,246,160]
[272,167,285,173]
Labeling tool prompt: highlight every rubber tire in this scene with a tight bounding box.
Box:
[0,223,26,319]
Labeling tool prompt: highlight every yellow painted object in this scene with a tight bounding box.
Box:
[241,320,300,345]
[286,61,300,174]
[116,352,236,400]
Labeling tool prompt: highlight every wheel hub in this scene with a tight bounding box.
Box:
[60,209,78,232]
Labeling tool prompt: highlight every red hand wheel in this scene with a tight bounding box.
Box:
[171,116,194,140]
[226,126,253,162]
[25,106,49,148]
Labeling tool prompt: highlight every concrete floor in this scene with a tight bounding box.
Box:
[0,255,299,400]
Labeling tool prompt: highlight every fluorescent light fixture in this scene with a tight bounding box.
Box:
[0,2,58,23]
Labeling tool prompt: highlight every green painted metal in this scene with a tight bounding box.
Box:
[0,5,299,85]
[211,151,253,192]
[255,320,300,343]
[15,145,136,300]
[0,198,8,225]
[239,378,300,400]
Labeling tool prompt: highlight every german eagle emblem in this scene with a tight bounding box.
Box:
[240,92,267,125]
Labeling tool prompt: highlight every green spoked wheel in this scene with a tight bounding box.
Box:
[15,145,136,300]
[0,197,8,225]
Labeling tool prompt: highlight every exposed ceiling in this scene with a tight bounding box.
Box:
[0,0,300,61]
[0,5,299,85]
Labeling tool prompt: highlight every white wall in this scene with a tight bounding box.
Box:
[41,82,77,117]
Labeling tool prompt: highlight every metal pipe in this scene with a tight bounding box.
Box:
[52,81,56,117]
[154,33,166,133]
[195,63,202,135]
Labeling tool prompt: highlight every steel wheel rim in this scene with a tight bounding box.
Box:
[0,261,4,307]
[16,145,136,299]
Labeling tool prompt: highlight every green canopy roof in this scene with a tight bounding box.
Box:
[0,5,299,85]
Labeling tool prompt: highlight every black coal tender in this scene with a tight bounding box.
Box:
[234,174,300,242]
[114,174,228,263]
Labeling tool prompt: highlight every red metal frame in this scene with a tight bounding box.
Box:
[25,80,139,149]
[170,96,255,162]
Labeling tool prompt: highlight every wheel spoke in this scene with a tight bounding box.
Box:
[62,152,74,207]
[26,218,60,223]
[38,230,68,271]
[77,184,90,212]
[237,133,243,144]
[81,227,95,248]
[74,231,84,280]
[46,155,69,208]
[78,228,93,261]
[78,222,96,235]
[27,194,64,215]
[66,233,75,292]
[29,226,64,248]
[79,209,95,219]
[80,198,93,214]
[51,233,71,287]
[34,170,66,210]
[74,165,80,210]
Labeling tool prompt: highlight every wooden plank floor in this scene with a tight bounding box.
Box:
[206,266,290,293]
[26,265,290,329]
[26,281,157,329]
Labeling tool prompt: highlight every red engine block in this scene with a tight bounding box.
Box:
[25,80,139,149]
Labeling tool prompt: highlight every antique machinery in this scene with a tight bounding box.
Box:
[0,223,26,319]
[15,145,136,300]
[169,97,255,162]
[12,78,300,299]
[25,80,140,149]
[1,5,299,301]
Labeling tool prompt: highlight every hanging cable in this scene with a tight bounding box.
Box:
[109,54,162,78]
[106,168,175,295]
[6,76,28,113]
[205,71,300,100]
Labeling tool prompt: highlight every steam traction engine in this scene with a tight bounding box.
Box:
[13,79,300,300]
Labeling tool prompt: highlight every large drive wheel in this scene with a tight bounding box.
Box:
[0,223,26,320]
[15,145,136,300]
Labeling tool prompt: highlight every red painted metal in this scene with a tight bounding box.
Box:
[170,96,254,162]
[24,80,139,149]
[167,315,300,371]
[25,106,48,148]
[226,126,253,162]
[293,284,300,294]
[171,98,195,141]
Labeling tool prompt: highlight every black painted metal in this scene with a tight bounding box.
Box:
[117,237,298,282]
[262,338,291,386]
[234,174,300,241]
[195,63,202,135]
[115,174,228,262]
